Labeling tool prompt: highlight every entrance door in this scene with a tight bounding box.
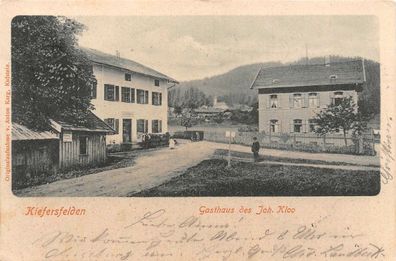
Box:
[122,119,132,143]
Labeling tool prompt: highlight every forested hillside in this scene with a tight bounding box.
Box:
[170,56,380,118]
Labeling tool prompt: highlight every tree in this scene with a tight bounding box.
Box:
[314,96,367,146]
[180,115,197,130]
[173,105,183,116]
[12,16,95,131]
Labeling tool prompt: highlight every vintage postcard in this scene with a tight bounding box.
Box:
[0,0,395,260]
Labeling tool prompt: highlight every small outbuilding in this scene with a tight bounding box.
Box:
[51,112,115,169]
[12,112,114,187]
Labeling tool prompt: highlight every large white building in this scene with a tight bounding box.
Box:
[83,48,178,146]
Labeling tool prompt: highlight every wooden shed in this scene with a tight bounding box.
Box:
[12,123,60,187]
[50,112,115,169]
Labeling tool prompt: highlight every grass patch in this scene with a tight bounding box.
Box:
[12,154,136,190]
[214,149,379,167]
[131,159,380,197]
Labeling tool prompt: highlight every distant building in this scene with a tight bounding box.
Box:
[213,96,229,110]
[83,48,178,146]
[194,107,225,119]
[250,60,365,133]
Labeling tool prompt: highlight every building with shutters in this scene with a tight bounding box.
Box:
[83,48,178,146]
[250,60,366,133]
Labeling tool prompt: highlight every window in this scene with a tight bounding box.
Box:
[293,119,303,133]
[308,119,316,132]
[308,93,319,108]
[121,87,131,103]
[270,95,278,108]
[79,136,87,155]
[125,73,131,81]
[137,89,149,104]
[104,84,119,101]
[137,119,148,133]
[104,118,119,134]
[154,79,160,86]
[333,91,343,105]
[91,79,97,99]
[270,119,279,133]
[152,92,162,106]
[293,93,302,108]
[152,120,162,133]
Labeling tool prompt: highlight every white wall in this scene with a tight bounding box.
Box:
[91,64,170,144]
[258,89,359,133]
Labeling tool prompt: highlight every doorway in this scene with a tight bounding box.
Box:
[122,119,132,143]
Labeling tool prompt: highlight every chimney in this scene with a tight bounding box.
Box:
[325,56,331,67]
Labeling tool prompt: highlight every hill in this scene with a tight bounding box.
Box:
[171,56,380,118]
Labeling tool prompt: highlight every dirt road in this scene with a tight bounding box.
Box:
[15,141,380,197]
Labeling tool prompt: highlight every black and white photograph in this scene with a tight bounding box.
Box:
[11,15,381,197]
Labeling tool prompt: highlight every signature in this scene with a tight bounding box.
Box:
[30,209,385,260]
[380,116,394,184]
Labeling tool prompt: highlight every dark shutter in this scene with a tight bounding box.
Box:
[115,119,119,134]
[115,86,119,101]
[152,93,155,105]
[159,93,162,105]
[91,79,97,99]
[145,91,149,104]
[131,88,135,103]
[145,120,148,133]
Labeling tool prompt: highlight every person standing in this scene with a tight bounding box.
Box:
[169,138,175,149]
[251,137,260,162]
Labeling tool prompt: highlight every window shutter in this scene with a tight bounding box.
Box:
[289,94,294,108]
[132,88,135,103]
[91,80,97,99]
[115,119,119,134]
[159,93,162,105]
[303,93,309,108]
[145,91,149,104]
[145,120,148,133]
[104,84,107,100]
[115,86,119,101]
[290,120,294,133]
[277,95,281,108]
[317,92,321,108]
[152,93,155,105]
[159,120,162,133]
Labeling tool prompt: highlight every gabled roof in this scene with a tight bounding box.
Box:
[81,47,179,84]
[250,60,365,89]
[51,111,115,133]
[12,123,58,141]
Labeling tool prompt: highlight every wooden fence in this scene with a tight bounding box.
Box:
[202,130,378,155]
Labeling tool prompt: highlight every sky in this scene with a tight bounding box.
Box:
[75,16,379,82]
